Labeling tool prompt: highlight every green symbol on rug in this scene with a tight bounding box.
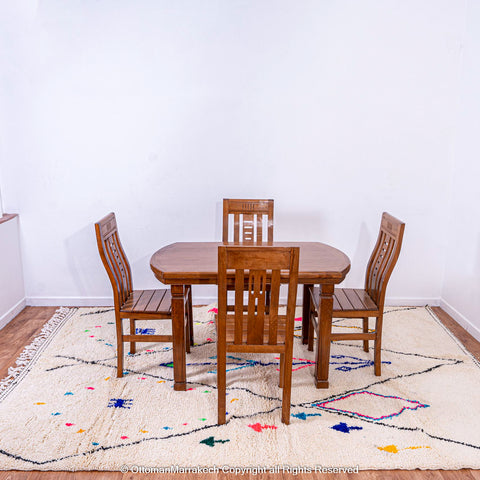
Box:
[291,412,322,420]
[200,436,230,447]
[331,422,362,433]
[248,423,277,432]
[199,418,207,421]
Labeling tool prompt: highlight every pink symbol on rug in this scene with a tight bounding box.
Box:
[138,377,146,380]
[95,326,101,328]
[86,387,95,390]
[187,388,196,391]
[295,317,302,322]
[208,308,218,314]
[89,336,95,338]
[206,338,213,342]
[314,391,429,421]
[120,436,129,440]
[65,423,75,427]
[248,423,278,432]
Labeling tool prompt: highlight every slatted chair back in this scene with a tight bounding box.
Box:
[222,199,274,244]
[95,212,133,309]
[218,246,299,346]
[364,212,405,309]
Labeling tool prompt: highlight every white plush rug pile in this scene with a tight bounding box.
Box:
[0,305,479,471]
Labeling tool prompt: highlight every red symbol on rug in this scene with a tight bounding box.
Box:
[295,317,302,322]
[208,308,218,314]
[138,377,146,380]
[86,387,95,390]
[187,388,196,391]
[120,436,129,439]
[65,423,75,427]
[248,423,278,432]
[206,338,213,342]
[89,335,95,338]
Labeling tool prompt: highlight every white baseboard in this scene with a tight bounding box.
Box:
[26,297,114,307]
[439,299,480,342]
[0,298,26,329]
[384,297,441,307]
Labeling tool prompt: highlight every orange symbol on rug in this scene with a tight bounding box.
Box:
[34,402,46,405]
[76,429,85,433]
[248,423,278,432]
[230,398,239,403]
[139,429,148,433]
[104,377,110,381]
[378,444,431,454]
[157,381,165,384]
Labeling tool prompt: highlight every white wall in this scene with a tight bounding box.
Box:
[0,216,26,327]
[441,0,480,339]
[0,2,470,310]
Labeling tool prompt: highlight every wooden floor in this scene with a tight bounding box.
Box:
[0,306,478,480]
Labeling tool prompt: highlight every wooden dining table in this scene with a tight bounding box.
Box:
[150,242,350,391]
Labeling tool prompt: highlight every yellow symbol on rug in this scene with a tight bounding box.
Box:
[34,402,46,405]
[104,377,110,381]
[378,445,431,454]
[157,381,165,384]
[76,429,85,433]
[230,398,239,403]
[139,429,148,433]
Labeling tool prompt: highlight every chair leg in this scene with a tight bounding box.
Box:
[374,314,383,376]
[187,285,194,347]
[279,353,285,388]
[129,319,136,354]
[116,317,124,378]
[281,350,293,424]
[307,312,315,352]
[362,317,369,352]
[217,344,227,425]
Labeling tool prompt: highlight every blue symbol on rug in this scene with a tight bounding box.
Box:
[108,398,133,409]
[331,422,363,433]
[51,412,61,416]
[163,426,172,430]
[330,354,391,372]
[92,442,99,446]
[291,412,322,420]
[64,392,74,395]
[136,328,156,335]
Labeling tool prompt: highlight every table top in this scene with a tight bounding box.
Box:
[150,242,350,285]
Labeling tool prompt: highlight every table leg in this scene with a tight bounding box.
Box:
[171,284,186,391]
[315,283,334,389]
[302,284,313,344]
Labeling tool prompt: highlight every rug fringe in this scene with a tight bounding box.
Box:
[0,307,74,395]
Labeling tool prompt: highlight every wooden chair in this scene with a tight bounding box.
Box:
[217,245,299,425]
[95,212,193,378]
[308,212,405,377]
[222,199,274,244]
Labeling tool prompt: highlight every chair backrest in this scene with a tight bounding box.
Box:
[218,246,299,346]
[95,212,133,309]
[222,199,274,244]
[365,212,405,309]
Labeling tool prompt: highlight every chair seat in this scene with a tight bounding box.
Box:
[220,313,287,344]
[121,289,172,315]
[310,287,378,317]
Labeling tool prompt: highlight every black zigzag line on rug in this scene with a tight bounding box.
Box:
[0,359,476,465]
[46,355,287,403]
[337,342,463,363]
[79,309,114,316]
